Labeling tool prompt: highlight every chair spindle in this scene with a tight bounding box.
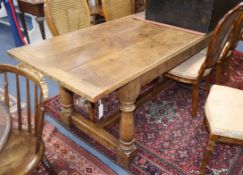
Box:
[34,84,39,136]
[16,74,22,130]
[3,72,10,109]
[26,78,32,133]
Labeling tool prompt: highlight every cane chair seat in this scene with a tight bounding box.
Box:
[205,85,243,140]
[0,129,45,175]
[168,52,211,80]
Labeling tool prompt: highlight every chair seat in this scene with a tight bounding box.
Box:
[0,129,45,175]
[167,51,210,80]
[205,85,243,140]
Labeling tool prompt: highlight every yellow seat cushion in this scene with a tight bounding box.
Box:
[167,51,210,80]
[205,85,243,140]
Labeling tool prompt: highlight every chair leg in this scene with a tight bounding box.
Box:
[215,62,223,84]
[41,155,57,175]
[203,116,207,126]
[192,83,199,117]
[200,136,216,175]
[205,76,210,95]
[152,78,159,98]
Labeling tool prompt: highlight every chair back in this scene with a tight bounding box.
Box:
[228,12,243,51]
[45,0,91,36]
[102,0,135,21]
[0,64,48,152]
[201,3,242,75]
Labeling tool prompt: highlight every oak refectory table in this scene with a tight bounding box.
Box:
[8,14,210,168]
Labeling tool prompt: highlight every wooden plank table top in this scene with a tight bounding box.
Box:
[0,102,11,153]
[8,14,209,103]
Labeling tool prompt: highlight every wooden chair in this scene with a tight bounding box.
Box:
[45,0,91,36]
[164,3,242,117]
[199,85,243,175]
[0,64,56,175]
[216,11,243,83]
[102,0,135,21]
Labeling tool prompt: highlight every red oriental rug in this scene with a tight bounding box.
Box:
[36,123,117,175]
[45,55,243,175]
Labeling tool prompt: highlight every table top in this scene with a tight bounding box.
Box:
[8,14,209,102]
[0,102,11,152]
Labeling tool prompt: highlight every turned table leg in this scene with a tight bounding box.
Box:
[59,86,74,127]
[117,79,141,168]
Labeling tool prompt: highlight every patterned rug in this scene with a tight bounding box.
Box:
[36,123,117,175]
[45,54,243,175]
[0,90,117,175]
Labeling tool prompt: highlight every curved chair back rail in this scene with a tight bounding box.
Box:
[45,0,91,36]
[102,0,135,21]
